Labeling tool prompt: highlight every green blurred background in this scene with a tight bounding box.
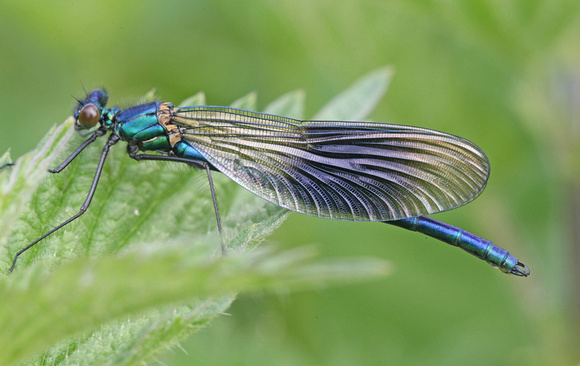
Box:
[1,0,578,365]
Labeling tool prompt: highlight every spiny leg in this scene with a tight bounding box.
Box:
[1,128,104,175]
[9,133,120,272]
[49,128,107,173]
[127,143,226,254]
[127,143,215,170]
[204,162,226,254]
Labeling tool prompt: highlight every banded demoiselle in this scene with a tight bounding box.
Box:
[5,89,529,276]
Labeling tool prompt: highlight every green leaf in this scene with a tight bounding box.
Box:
[230,92,258,110]
[264,90,305,119]
[0,74,391,365]
[0,151,12,166]
[314,66,393,120]
[0,119,75,262]
[178,91,206,108]
[1,240,388,365]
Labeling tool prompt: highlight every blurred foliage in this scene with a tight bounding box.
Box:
[0,73,389,365]
[0,0,578,365]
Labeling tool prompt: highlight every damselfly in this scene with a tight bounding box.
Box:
[5,89,529,276]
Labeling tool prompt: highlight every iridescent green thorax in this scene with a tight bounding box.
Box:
[73,92,182,156]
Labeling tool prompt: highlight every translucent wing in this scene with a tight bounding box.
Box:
[172,106,490,221]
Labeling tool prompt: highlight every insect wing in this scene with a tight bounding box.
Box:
[173,106,489,221]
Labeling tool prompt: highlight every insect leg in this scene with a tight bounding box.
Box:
[49,127,108,173]
[203,162,226,255]
[127,143,226,254]
[127,143,216,170]
[9,133,120,272]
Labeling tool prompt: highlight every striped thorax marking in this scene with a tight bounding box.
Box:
[158,102,182,147]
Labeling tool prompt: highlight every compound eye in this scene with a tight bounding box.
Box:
[77,104,100,129]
